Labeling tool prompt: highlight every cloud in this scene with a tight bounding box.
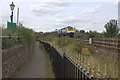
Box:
[27,0,120,2]
[56,16,91,25]
[55,3,103,25]
[54,2,117,33]
[82,3,103,15]
[0,13,9,25]
[83,8,96,14]
[20,16,34,24]
[29,2,70,16]
[113,1,118,7]
[0,0,117,32]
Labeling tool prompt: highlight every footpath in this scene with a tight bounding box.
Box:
[15,42,47,78]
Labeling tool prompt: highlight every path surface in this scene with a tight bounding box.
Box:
[15,42,47,78]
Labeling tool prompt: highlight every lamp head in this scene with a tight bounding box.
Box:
[10,2,15,10]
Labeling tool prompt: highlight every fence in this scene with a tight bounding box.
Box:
[64,53,93,79]
[2,45,33,78]
[76,38,120,52]
[40,41,93,79]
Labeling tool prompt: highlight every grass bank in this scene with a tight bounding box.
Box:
[39,42,55,78]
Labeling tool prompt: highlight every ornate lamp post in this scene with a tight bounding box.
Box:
[10,2,15,23]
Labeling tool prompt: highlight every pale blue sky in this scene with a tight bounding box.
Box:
[0,0,118,32]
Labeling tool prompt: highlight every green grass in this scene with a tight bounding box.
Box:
[56,36,73,48]
[39,43,55,78]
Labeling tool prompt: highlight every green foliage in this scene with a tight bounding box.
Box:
[79,30,85,34]
[2,24,36,49]
[73,44,83,53]
[87,30,95,38]
[39,43,55,78]
[87,30,103,39]
[57,36,73,48]
[104,19,118,38]
[2,28,20,49]
[20,27,36,45]
[75,30,103,39]
[73,43,95,54]
[74,30,87,39]
[74,28,79,32]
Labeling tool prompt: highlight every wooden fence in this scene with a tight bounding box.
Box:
[76,38,120,52]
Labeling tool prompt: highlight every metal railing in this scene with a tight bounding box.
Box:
[64,53,93,79]
[0,36,22,38]
[40,40,93,79]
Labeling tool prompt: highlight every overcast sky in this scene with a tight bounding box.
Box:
[0,0,118,32]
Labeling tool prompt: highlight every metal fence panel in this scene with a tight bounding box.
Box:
[40,41,93,79]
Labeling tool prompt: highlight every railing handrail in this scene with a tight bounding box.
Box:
[0,36,23,38]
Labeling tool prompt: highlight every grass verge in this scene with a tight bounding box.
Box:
[39,43,55,78]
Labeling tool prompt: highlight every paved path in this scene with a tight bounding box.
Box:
[15,42,47,78]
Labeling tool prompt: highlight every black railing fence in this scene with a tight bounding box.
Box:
[40,41,64,78]
[40,41,93,79]
[64,53,92,79]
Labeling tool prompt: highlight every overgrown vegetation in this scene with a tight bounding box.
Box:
[38,33,118,78]
[57,37,73,48]
[73,43,95,54]
[2,24,36,49]
[37,19,119,78]
[39,43,55,78]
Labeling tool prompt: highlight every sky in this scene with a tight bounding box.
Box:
[0,0,119,33]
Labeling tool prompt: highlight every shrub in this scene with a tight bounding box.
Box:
[57,36,73,48]
[2,25,36,49]
[73,43,95,54]
[20,27,36,45]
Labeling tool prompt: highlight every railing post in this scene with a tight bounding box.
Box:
[76,64,78,80]
[78,66,80,80]
[81,68,82,80]
[63,52,65,79]
[73,60,75,79]
[91,66,94,79]
[87,62,90,80]
[83,68,86,80]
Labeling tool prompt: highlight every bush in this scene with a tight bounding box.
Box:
[2,25,36,49]
[73,43,95,54]
[2,28,20,49]
[20,27,36,45]
[57,36,73,48]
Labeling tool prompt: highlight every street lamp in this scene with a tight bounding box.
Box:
[10,2,15,23]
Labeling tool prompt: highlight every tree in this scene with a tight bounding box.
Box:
[87,30,95,38]
[80,30,85,34]
[74,28,79,32]
[104,19,119,38]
